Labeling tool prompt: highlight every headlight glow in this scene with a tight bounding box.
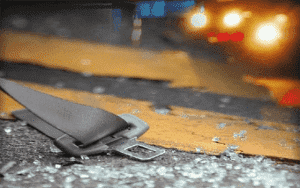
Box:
[191,13,207,28]
[223,13,241,27]
[256,23,281,44]
[274,14,288,25]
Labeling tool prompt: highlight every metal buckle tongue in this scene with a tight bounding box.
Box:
[54,114,165,161]
[109,137,166,161]
[108,114,165,161]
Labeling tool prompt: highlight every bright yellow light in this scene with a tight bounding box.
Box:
[256,23,281,44]
[274,14,288,25]
[191,13,206,28]
[223,13,241,27]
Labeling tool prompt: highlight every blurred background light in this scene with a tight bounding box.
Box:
[112,9,122,32]
[191,13,206,27]
[223,13,241,27]
[137,0,195,18]
[274,14,288,25]
[257,24,280,44]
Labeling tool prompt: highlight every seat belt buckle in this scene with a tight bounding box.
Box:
[1,78,165,161]
[53,114,165,161]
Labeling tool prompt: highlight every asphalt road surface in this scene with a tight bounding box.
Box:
[1,118,300,188]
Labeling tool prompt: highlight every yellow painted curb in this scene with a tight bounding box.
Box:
[0,30,271,99]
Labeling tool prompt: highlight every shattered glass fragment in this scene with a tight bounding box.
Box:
[254,155,264,163]
[19,160,28,166]
[132,109,140,114]
[239,130,247,137]
[234,165,242,170]
[65,175,76,183]
[80,155,90,160]
[44,166,58,174]
[228,145,239,150]
[233,133,239,138]
[226,163,232,170]
[70,157,76,161]
[49,143,62,153]
[4,126,12,134]
[172,156,178,161]
[93,86,105,94]
[55,164,62,169]
[155,108,170,115]
[217,123,226,129]
[20,121,27,126]
[81,71,93,77]
[42,184,52,187]
[33,160,41,165]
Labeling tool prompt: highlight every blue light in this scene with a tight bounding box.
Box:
[137,1,195,18]
[151,1,166,17]
[139,2,151,17]
[112,9,122,31]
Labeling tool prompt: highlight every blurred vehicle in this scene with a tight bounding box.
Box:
[162,0,300,79]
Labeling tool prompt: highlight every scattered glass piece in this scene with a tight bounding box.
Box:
[80,155,89,160]
[217,123,226,129]
[70,157,76,161]
[49,144,62,153]
[93,86,105,94]
[33,160,41,165]
[65,175,76,183]
[20,121,27,126]
[55,164,62,169]
[4,127,12,134]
